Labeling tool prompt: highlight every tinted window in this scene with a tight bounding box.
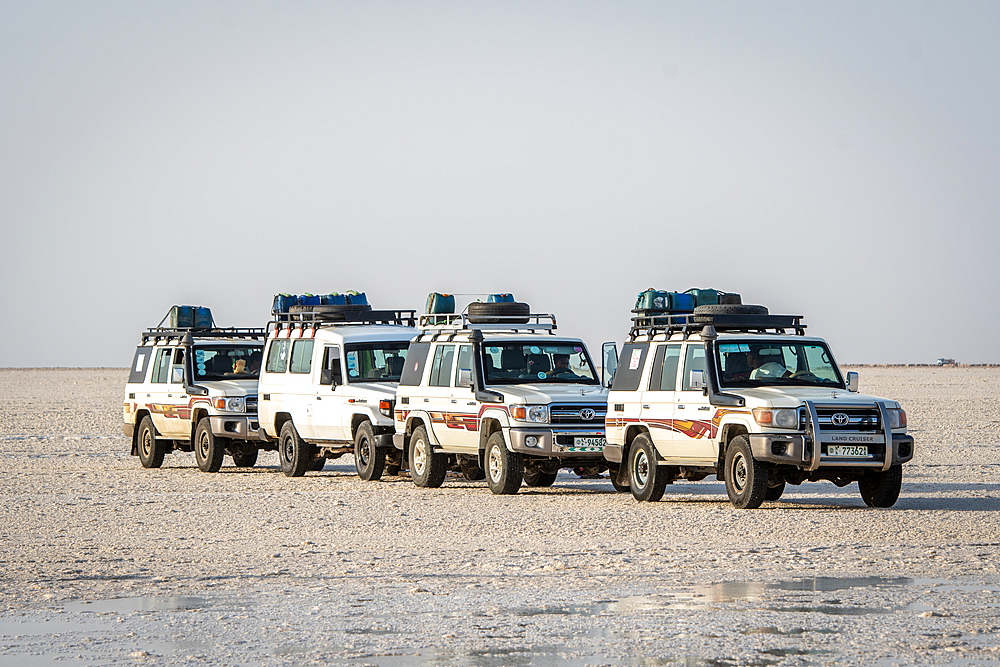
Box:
[290,340,314,374]
[648,344,681,391]
[128,346,153,384]
[323,346,343,385]
[681,344,707,391]
[428,345,456,387]
[610,343,648,392]
[399,342,431,386]
[265,339,290,374]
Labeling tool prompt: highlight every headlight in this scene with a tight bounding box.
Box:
[213,397,245,412]
[887,408,907,429]
[511,405,548,423]
[752,408,799,429]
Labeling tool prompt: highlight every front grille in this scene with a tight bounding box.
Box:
[801,406,880,432]
[245,396,258,414]
[550,403,607,426]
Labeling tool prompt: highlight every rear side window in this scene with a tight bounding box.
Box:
[265,339,290,374]
[399,342,431,386]
[129,347,153,384]
[290,339,314,374]
[428,345,456,387]
[610,343,648,392]
[649,344,681,391]
[151,348,172,384]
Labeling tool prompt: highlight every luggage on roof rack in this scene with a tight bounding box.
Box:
[164,305,214,330]
[634,289,694,313]
[629,306,805,339]
[273,292,369,321]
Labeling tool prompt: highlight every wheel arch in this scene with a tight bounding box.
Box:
[621,424,651,467]
[131,409,152,456]
[351,413,372,441]
[274,412,294,437]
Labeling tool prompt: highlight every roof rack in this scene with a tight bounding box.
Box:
[414,312,557,340]
[141,327,267,344]
[267,309,417,335]
[628,311,806,340]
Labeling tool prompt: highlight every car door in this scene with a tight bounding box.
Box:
[146,347,174,436]
[287,337,316,438]
[311,344,348,442]
[671,342,717,461]
[446,344,479,451]
[639,343,681,460]
[424,343,456,447]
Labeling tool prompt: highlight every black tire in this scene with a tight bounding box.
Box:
[460,459,486,481]
[765,480,786,501]
[629,434,668,502]
[485,432,523,494]
[354,422,386,481]
[467,301,530,324]
[609,464,630,493]
[859,466,902,508]
[230,444,258,468]
[725,436,769,509]
[194,418,225,473]
[279,421,314,477]
[693,304,768,316]
[288,304,372,322]
[523,469,558,487]
[136,416,165,469]
[409,426,446,488]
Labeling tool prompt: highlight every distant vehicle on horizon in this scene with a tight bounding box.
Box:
[935,358,957,366]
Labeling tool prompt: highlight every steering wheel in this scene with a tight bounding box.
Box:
[791,370,819,380]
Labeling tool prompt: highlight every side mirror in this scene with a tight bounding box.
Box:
[602,341,619,389]
[320,369,336,386]
[846,371,858,392]
[689,369,706,390]
[457,369,473,387]
[171,366,185,384]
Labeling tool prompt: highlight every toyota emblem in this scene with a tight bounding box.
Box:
[831,412,850,426]
[579,408,596,421]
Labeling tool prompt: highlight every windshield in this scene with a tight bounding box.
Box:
[482,342,599,385]
[194,345,263,381]
[716,341,844,389]
[344,342,409,383]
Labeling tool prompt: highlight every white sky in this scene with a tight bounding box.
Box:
[2,1,998,366]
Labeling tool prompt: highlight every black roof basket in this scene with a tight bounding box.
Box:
[629,310,806,340]
[140,326,267,344]
[267,309,417,335]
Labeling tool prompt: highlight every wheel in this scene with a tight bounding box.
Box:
[409,426,446,488]
[765,480,785,501]
[859,466,902,508]
[467,301,530,324]
[310,457,326,471]
[693,304,768,316]
[485,432,523,494]
[136,416,165,468]
[194,418,225,473]
[523,469,558,487]
[354,422,386,481]
[724,435,769,509]
[230,444,258,468]
[629,434,668,501]
[460,459,486,481]
[609,464,630,493]
[279,421,314,477]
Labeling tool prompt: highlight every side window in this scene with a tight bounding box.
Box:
[680,344,707,391]
[609,343,649,392]
[170,349,185,384]
[265,339,290,374]
[129,347,153,384]
[323,346,343,385]
[428,345,456,387]
[399,342,431,386]
[804,345,837,381]
[151,348,172,384]
[290,339,314,374]
[454,345,473,386]
[648,344,681,391]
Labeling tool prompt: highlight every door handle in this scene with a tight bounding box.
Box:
[424,398,430,402]
[677,405,685,409]
[451,399,457,403]
[316,396,322,401]
[642,405,650,409]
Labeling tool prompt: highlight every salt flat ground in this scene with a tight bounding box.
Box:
[0,367,998,667]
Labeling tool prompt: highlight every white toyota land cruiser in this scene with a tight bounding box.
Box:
[603,302,914,509]
[393,297,608,494]
[123,307,268,472]
[256,300,417,480]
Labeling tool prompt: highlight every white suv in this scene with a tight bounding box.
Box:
[256,305,417,479]
[123,311,268,472]
[603,304,914,508]
[394,300,608,494]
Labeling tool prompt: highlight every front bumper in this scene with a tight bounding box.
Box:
[508,428,606,458]
[209,415,265,442]
[749,432,914,468]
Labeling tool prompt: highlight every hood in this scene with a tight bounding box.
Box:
[342,382,398,399]
[201,379,259,397]
[731,386,898,409]
[493,384,607,404]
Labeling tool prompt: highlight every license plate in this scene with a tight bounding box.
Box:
[573,437,606,449]
[827,445,869,457]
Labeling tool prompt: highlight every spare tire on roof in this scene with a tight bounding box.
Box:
[467,301,530,324]
[288,304,373,322]
[693,304,768,316]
